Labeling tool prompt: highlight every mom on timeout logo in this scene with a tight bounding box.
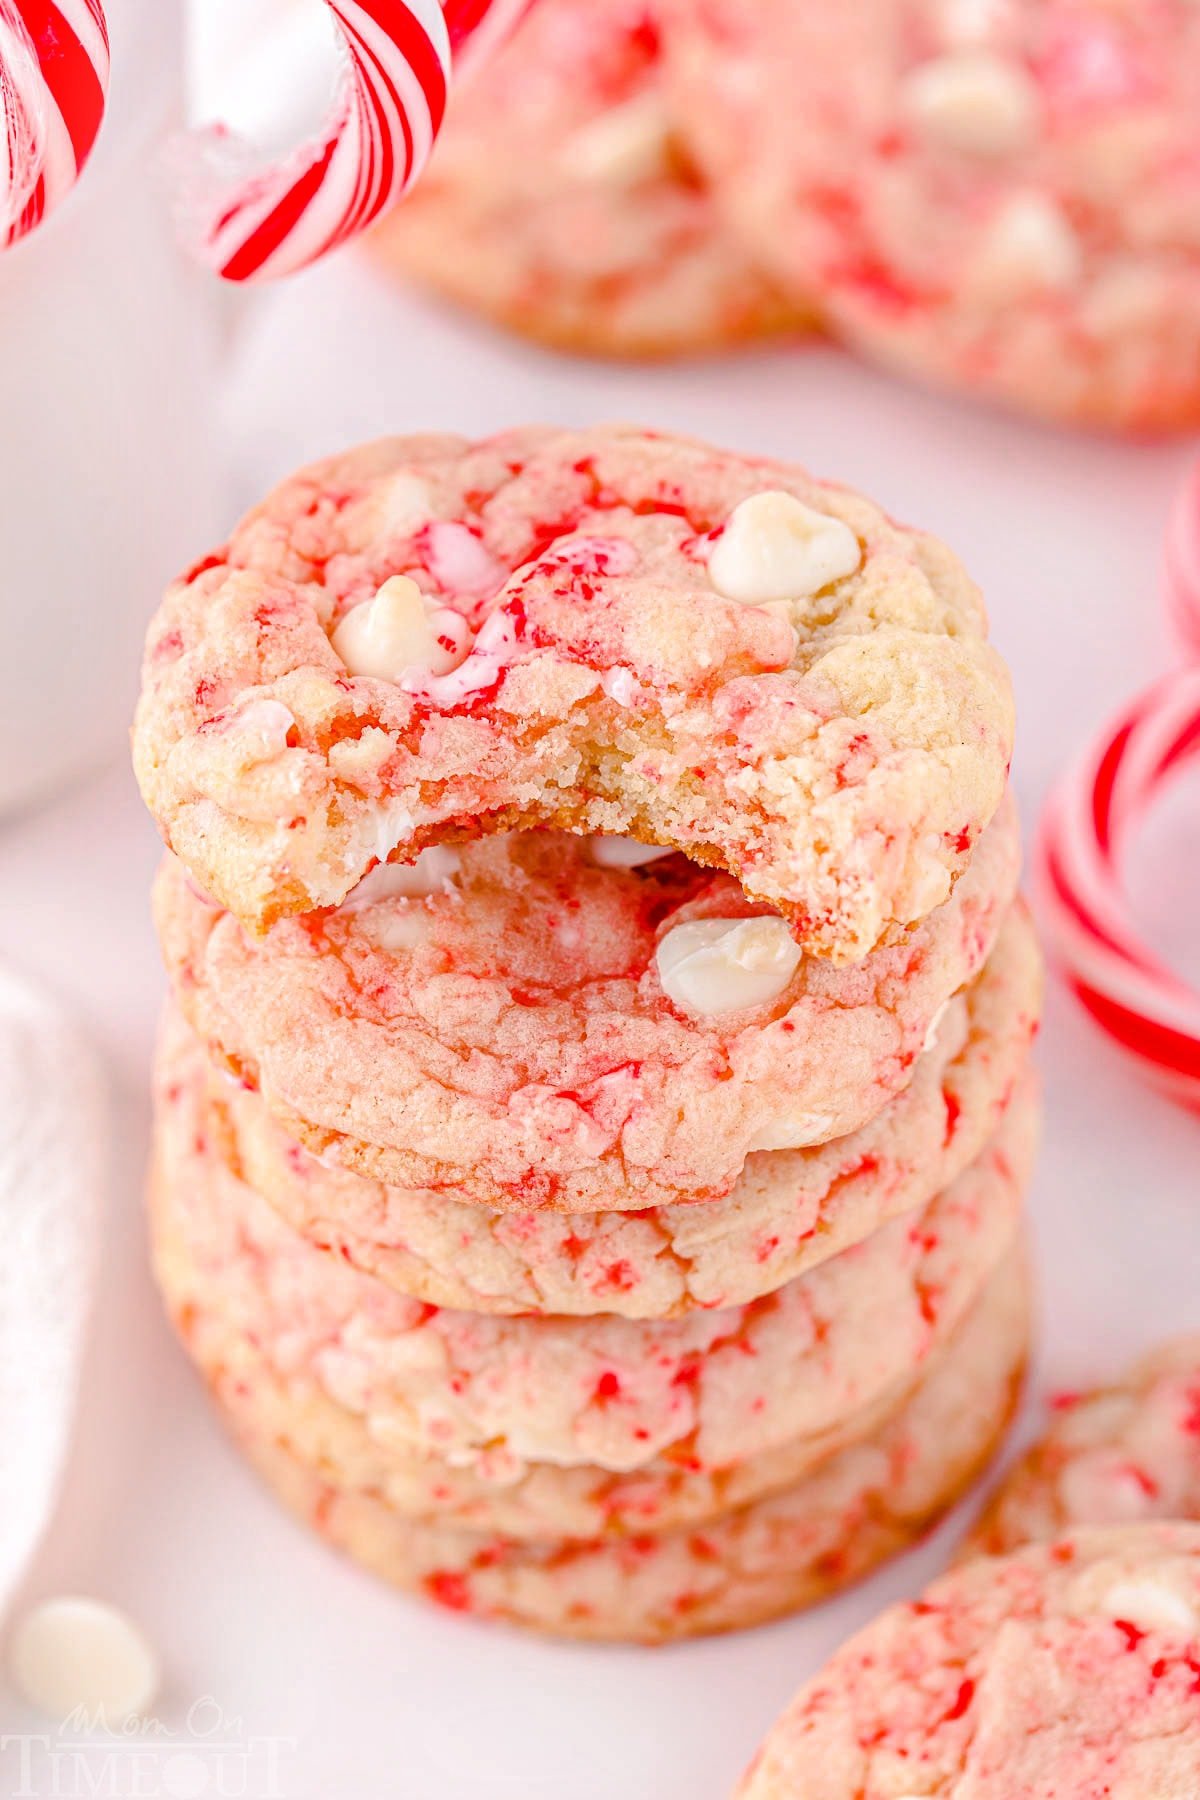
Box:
[1,1697,295,1799]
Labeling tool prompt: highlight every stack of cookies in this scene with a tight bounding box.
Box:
[133,425,1039,1642]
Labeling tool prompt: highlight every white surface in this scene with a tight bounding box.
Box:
[0,0,222,817]
[1,255,1198,1799]
[0,965,105,1622]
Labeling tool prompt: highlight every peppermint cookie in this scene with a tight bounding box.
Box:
[967,1336,1200,1559]
[149,1059,1034,1537]
[133,426,1015,959]
[163,899,1039,1314]
[212,1247,1029,1642]
[169,1251,1022,1543]
[370,0,797,357]
[163,899,1040,1313]
[738,1521,1200,1797]
[668,0,1200,430]
[152,802,1020,1212]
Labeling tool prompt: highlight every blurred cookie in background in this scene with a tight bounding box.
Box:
[370,0,802,357]
[967,1335,1200,1558]
[666,0,1200,430]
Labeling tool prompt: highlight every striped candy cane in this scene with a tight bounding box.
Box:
[190,0,529,283]
[1,0,109,248]
[1164,456,1200,659]
[1038,667,1200,1111]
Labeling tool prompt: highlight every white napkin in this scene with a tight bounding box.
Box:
[0,964,106,1619]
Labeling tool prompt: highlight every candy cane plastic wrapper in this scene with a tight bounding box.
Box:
[1164,457,1200,660]
[1,0,110,247]
[1038,667,1200,1112]
[184,0,530,283]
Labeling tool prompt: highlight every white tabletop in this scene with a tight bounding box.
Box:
[2,258,1198,1800]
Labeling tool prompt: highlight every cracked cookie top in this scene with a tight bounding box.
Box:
[133,426,1014,962]
[739,1522,1200,1799]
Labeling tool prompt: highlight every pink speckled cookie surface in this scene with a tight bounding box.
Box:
[160,900,1039,1313]
[739,1522,1200,1798]
[133,427,1014,959]
[668,0,1200,430]
[371,0,798,356]
[210,1247,1030,1642]
[152,804,1020,1212]
[150,1040,1034,1536]
[968,1336,1200,1558]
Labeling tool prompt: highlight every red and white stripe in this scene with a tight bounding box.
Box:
[1,0,109,248]
[1038,668,1200,1111]
[1164,456,1200,660]
[191,0,529,284]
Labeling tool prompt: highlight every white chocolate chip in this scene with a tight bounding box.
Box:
[332,576,473,681]
[560,92,673,186]
[656,917,802,1018]
[342,846,461,907]
[937,0,1009,45]
[1101,1578,1199,1636]
[923,999,951,1054]
[902,837,954,922]
[10,1598,159,1725]
[903,52,1039,157]
[346,800,417,879]
[376,472,432,535]
[363,908,437,953]
[748,1112,835,1152]
[590,836,674,870]
[226,698,294,764]
[971,193,1082,299]
[707,491,861,607]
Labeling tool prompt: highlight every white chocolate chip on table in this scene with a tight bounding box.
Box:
[9,1597,159,1725]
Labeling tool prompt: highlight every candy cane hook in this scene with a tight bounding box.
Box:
[1037,666,1200,1112]
[188,0,529,283]
[0,0,109,248]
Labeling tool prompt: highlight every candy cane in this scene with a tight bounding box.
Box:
[1037,667,1200,1111]
[1,0,109,249]
[1164,456,1200,660]
[188,0,529,283]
